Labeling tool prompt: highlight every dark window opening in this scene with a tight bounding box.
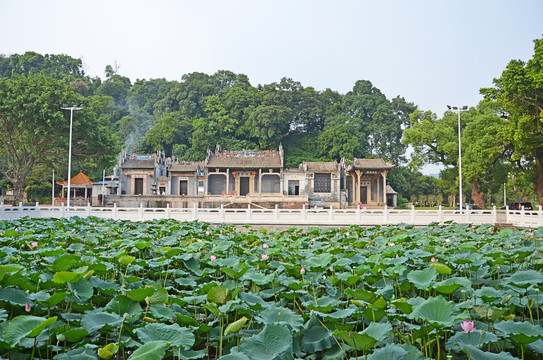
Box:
[314,173,331,193]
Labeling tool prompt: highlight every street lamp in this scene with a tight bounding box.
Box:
[447,105,468,211]
[61,104,84,208]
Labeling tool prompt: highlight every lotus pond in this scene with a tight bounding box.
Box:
[1,218,543,360]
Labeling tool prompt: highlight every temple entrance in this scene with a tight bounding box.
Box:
[360,186,367,204]
[240,177,250,196]
[135,178,143,195]
[180,180,188,195]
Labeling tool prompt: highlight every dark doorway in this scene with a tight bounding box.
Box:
[288,180,300,195]
[360,186,367,204]
[135,178,144,195]
[180,180,188,195]
[240,177,250,196]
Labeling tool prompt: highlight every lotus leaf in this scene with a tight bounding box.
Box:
[239,323,293,360]
[135,323,195,349]
[98,343,119,360]
[446,330,498,352]
[127,340,168,360]
[408,296,457,327]
[224,316,248,336]
[462,344,520,359]
[333,330,377,351]
[494,320,543,344]
[505,270,543,289]
[255,306,304,331]
[407,268,437,290]
[429,262,452,275]
[433,277,471,295]
[2,315,57,346]
[367,343,408,360]
[81,311,123,334]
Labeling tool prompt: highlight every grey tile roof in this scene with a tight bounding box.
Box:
[121,159,155,169]
[207,150,282,169]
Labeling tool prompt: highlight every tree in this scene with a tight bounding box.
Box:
[481,38,543,205]
[0,74,118,202]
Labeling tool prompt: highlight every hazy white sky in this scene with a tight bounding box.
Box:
[1,0,541,117]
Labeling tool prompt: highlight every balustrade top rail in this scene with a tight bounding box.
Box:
[1,202,542,227]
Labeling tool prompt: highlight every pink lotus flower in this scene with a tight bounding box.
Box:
[29,241,38,249]
[460,320,476,333]
[330,266,334,272]
[300,267,306,274]
[89,222,94,226]
[396,254,399,258]
[210,255,217,262]
[431,257,437,262]
[261,254,269,261]
[205,231,210,235]
[25,303,31,312]
[262,243,269,249]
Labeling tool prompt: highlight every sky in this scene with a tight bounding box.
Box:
[1,0,542,173]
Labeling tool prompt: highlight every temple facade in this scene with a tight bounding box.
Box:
[101,145,397,209]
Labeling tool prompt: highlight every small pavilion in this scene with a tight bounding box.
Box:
[57,171,94,203]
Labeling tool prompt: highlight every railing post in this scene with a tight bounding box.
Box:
[410,204,415,224]
[61,203,65,218]
[86,203,91,217]
[139,203,144,221]
[539,205,543,227]
[0,202,4,220]
[521,206,526,226]
[383,205,389,224]
[438,205,443,224]
[302,204,307,223]
[357,205,361,223]
[328,205,334,222]
[505,205,509,224]
[248,204,252,222]
[19,202,23,215]
[220,204,225,222]
[193,203,198,221]
[492,205,497,224]
[274,204,279,222]
[113,203,118,220]
[166,203,170,219]
[465,209,471,224]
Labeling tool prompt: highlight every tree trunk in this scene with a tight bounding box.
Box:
[533,149,543,207]
[470,180,485,208]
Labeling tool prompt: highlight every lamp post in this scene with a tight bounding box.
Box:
[61,104,84,208]
[447,105,468,211]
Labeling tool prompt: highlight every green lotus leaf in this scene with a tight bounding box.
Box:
[241,271,275,285]
[221,265,249,280]
[81,311,123,334]
[306,253,333,268]
[135,323,195,349]
[314,308,356,320]
[126,287,156,302]
[333,330,377,351]
[345,288,377,303]
[473,306,507,322]
[98,343,119,360]
[364,322,393,343]
[391,298,413,314]
[51,254,81,271]
[53,271,84,284]
[51,325,89,343]
[255,306,304,331]
[446,330,498,352]
[218,353,251,360]
[408,296,457,327]
[54,346,98,360]
[494,320,543,344]
[0,309,7,323]
[239,324,293,360]
[224,316,248,336]
[145,283,169,305]
[505,270,543,289]
[2,315,57,346]
[367,343,408,360]
[127,340,168,360]
[462,344,520,359]
[434,277,471,295]
[0,287,31,306]
[238,292,266,308]
[527,339,543,355]
[474,286,503,303]
[203,302,221,317]
[118,255,136,265]
[70,278,94,302]
[300,317,334,353]
[363,307,387,322]
[429,262,452,275]
[207,286,230,305]
[149,305,175,321]
[407,268,438,290]
[104,295,143,319]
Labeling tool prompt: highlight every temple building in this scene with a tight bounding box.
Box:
[103,146,396,209]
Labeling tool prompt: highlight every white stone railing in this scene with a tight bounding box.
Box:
[1,202,542,227]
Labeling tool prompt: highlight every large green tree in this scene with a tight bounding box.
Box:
[0,74,119,202]
[481,38,543,204]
